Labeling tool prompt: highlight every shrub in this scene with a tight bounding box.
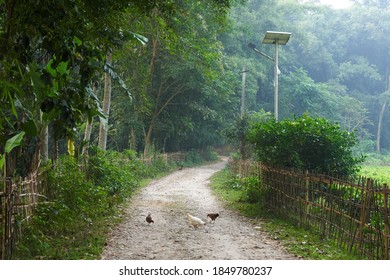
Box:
[14,155,110,259]
[248,114,365,176]
[227,174,263,204]
[13,151,144,259]
[87,149,139,204]
[186,149,204,164]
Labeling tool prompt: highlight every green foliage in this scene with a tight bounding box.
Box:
[87,148,139,203]
[222,0,390,153]
[13,150,171,259]
[248,114,365,176]
[186,150,205,165]
[359,165,390,185]
[14,155,112,259]
[209,169,362,259]
[110,0,236,153]
[227,174,263,204]
[224,114,252,160]
[0,131,26,169]
[210,169,264,217]
[143,155,172,176]
[200,147,219,162]
[184,148,219,166]
[225,111,272,159]
[362,153,390,166]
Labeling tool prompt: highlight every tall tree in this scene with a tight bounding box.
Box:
[110,0,237,154]
[376,75,390,153]
[98,53,113,151]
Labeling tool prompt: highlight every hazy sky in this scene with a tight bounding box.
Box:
[320,0,353,9]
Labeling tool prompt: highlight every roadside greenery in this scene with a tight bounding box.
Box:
[359,165,390,185]
[248,114,365,176]
[357,153,390,185]
[209,168,362,260]
[12,149,215,259]
[2,0,390,261]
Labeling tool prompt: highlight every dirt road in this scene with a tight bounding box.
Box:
[101,159,296,260]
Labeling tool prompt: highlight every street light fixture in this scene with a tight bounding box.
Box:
[247,42,274,62]
[262,31,291,121]
[249,31,291,121]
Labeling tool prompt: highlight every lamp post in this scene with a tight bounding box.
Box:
[248,31,291,121]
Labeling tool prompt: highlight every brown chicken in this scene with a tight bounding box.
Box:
[146,213,154,225]
[207,213,219,223]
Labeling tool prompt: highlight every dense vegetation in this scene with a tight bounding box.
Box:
[2,0,390,176]
[0,0,235,178]
[209,168,362,259]
[223,0,390,156]
[2,0,390,260]
[12,149,218,259]
[12,151,158,259]
[248,114,365,176]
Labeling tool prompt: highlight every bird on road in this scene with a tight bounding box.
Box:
[187,213,206,229]
[207,213,219,223]
[146,213,154,225]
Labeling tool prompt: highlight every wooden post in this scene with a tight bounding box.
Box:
[305,170,309,226]
[383,184,389,260]
[241,65,246,117]
[2,154,6,259]
[358,179,372,251]
[2,179,12,259]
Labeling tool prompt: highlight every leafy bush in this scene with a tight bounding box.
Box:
[224,111,272,160]
[199,147,219,162]
[362,153,390,166]
[227,174,263,204]
[186,149,204,164]
[13,147,218,259]
[87,149,139,204]
[14,155,110,259]
[248,114,365,176]
[13,150,149,259]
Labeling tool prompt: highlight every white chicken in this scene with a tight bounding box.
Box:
[187,213,207,231]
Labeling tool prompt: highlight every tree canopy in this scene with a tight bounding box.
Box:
[0,0,236,174]
[1,0,390,176]
[248,114,365,176]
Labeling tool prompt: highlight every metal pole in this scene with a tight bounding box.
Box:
[274,42,279,121]
[241,65,246,116]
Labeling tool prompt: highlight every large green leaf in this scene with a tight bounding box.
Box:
[0,154,4,169]
[5,131,26,153]
[57,61,69,76]
[104,63,132,100]
[122,31,149,45]
[131,32,149,45]
[21,119,38,136]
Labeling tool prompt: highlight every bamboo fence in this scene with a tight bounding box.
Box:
[229,160,390,260]
[0,152,188,259]
[0,172,48,259]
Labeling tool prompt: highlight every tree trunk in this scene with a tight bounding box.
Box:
[144,119,155,156]
[82,83,98,156]
[129,128,137,150]
[376,101,387,153]
[41,125,49,161]
[98,53,112,151]
[143,81,184,156]
[82,118,93,156]
[376,74,390,153]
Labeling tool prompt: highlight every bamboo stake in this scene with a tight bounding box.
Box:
[383,184,389,259]
[358,179,372,253]
[305,170,309,226]
[2,154,7,260]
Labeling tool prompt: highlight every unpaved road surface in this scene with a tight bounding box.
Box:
[101,159,297,260]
